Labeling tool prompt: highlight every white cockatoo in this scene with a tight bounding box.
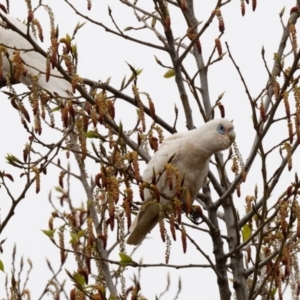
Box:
[127,118,236,245]
[0,9,72,97]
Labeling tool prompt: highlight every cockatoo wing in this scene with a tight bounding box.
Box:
[126,136,182,245]
[143,133,183,185]
[0,13,72,97]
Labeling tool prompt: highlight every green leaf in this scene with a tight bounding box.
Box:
[0,259,4,272]
[41,229,56,238]
[270,288,277,297]
[126,62,143,81]
[51,106,60,112]
[77,230,86,238]
[69,232,79,244]
[119,253,133,266]
[163,69,175,78]
[74,273,85,286]
[71,44,78,58]
[66,33,71,42]
[129,69,143,81]
[135,68,143,76]
[242,224,252,242]
[85,131,100,139]
[75,21,86,31]
[54,186,64,193]
[5,154,21,164]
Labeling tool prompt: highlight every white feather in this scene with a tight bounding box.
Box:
[0,12,72,97]
[127,118,236,245]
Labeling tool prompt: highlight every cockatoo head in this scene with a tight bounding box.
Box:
[200,118,235,153]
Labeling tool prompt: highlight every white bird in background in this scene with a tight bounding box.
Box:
[0,8,72,97]
[127,118,236,245]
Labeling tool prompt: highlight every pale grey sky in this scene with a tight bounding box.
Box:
[0,1,298,299]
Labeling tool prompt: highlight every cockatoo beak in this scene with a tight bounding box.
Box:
[228,129,236,142]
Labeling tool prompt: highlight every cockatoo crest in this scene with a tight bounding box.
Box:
[127,118,236,245]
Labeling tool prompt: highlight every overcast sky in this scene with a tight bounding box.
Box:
[0,1,298,299]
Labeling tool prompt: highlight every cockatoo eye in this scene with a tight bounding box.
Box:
[217,124,225,135]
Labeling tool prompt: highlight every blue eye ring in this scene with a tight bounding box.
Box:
[217,124,225,135]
